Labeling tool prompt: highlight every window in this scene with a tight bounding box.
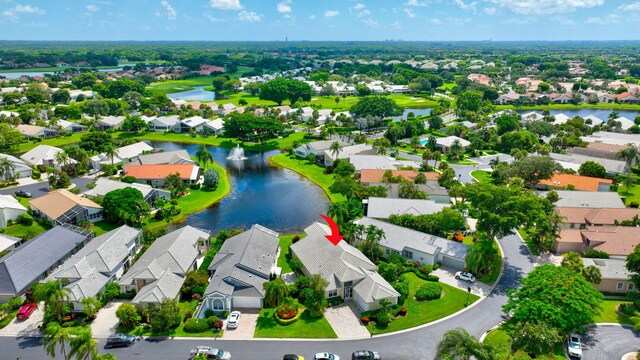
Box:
[402,250,413,260]
[616,282,624,290]
[212,299,224,311]
[629,283,635,291]
[328,290,338,298]
[385,249,390,255]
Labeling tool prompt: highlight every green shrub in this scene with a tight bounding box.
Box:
[621,304,637,316]
[183,318,210,333]
[274,308,303,325]
[4,297,24,311]
[121,176,137,183]
[376,311,391,327]
[426,275,439,282]
[583,249,610,259]
[415,282,442,301]
[189,183,201,190]
[204,309,214,318]
[18,213,33,226]
[206,316,219,328]
[433,262,441,270]
[31,169,41,179]
[392,280,409,305]
[327,296,343,306]
[220,311,229,319]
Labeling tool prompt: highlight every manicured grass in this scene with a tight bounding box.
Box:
[594,300,634,325]
[495,103,640,111]
[517,228,540,256]
[269,153,346,203]
[483,320,567,359]
[254,308,337,339]
[277,234,304,273]
[462,236,475,246]
[366,272,479,334]
[146,76,217,96]
[13,132,90,154]
[2,221,49,239]
[437,82,457,91]
[471,170,493,184]
[89,221,120,236]
[618,184,640,206]
[126,322,224,338]
[0,310,18,329]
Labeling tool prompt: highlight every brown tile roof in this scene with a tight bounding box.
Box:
[582,226,640,256]
[586,142,627,153]
[360,169,439,184]
[123,164,197,180]
[540,173,612,192]
[29,189,102,220]
[557,229,584,244]
[557,207,640,225]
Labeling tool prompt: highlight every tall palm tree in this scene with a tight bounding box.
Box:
[328,202,350,228]
[465,239,497,277]
[329,141,342,159]
[616,144,640,191]
[263,278,290,307]
[449,139,463,160]
[422,149,433,170]
[80,297,101,321]
[432,151,442,169]
[0,157,15,180]
[43,321,71,359]
[428,135,437,152]
[105,145,117,167]
[436,328,500,360]
[364,225,385,261]
[195,144,213,169]
[33,281,71,323]
[54,151,70,170]
[69,328,98,360]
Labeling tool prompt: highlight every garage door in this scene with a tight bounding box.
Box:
[353,294,370,312]
[441,256,465,270]
[232,296,261,309]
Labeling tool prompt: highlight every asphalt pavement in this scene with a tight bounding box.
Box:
[581,324,639,360]
[0,176,95,199]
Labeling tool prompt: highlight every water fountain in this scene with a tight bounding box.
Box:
[226,144,247,160]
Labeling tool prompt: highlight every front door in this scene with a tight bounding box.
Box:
[344,286,352,299]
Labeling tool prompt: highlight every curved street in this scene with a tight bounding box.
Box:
[0,233,534,360]
[582,324,640,360]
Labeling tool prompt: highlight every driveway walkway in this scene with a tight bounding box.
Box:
[582,324,640,359]
[91,301,124,338]
[324,302,370,339]
[0,302,44,337]
[223,309,258,340]
[433,266,493,297]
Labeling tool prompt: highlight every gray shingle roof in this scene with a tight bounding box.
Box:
[582,258,630,280]
[366,197,449,219]
[546,190,625,208]
[549,153,626,174]
[0,226,90,295]
[353,269,400,304]
[129,150,195,166]
[204,224,279,297]
[132,270,184,304]
[84,178,170,200]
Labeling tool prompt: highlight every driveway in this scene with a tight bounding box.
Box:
[91,301,124,338]
[0,302,44,337]
[222,309,258,340]
[0,176,95,199]
[324,302,370,339]
[582,324,640,360]
[433,266,493,297]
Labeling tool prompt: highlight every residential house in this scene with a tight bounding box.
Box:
[203,225,280,313]
[29,189,103,225]
[567,142,627,160]
[551,113,571,125]
[0,234,21,255]
[0,225,93,302]
[128,150,195,166]
[612,116,635,131]
[149,116,181,132]
[549,153,626,175]
[359,170,439,185]
[89,142,154,170]
[325,145,379,167]
[215,103,237,116]
[355,217,469,270]
[467,74,492,86]
[202,118,224,135]
[0,195,27,229]
[0,154,32,180]
[68,90,96,101]
[347,154,420,172]
[15,124,58,139]
[583,132,640,148]
[549,190,626,209]
[520,112,545,122]
[46,226,142,311]
[582,258,637,293]
[180,116,208,133]
[56,120,86,133]
[20,145,77,171]
[493,92,521,105]
[97,116,125,130]
[538,173,613,192]
[365,197,449,219]
[549,93,573,104]
[598,93,616,104]
[554,226,640,257]
[84,178,171,204]
[123,164,200,187]
[118,226,209,309]
[294,139,350,159]
[556,207,640,229]
[290,222,399,312]
[434,136,471,154]
[582,115,604,127]
[615,92,639,104]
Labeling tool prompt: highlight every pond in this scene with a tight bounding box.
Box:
[392,108,432,121]
[166,86,215,101]
[148,141,330,234]
[516,109,639,121]
[0,67,123,79]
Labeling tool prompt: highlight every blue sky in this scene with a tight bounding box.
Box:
[1,0,640,41]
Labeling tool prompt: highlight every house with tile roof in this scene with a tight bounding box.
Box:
[84,178,171,205]
[0,195,27,229]
[359,169,439,184]
[119,226,210,309]
[0,225,92,303]
[123,164,200,187]
[554,226,640,256]
[365,197,449,219]
[29,189,103,226]
[290,222,399,312]
[20,145,77,171]
[0,154,32,180]
[538,173,613,192]
[46,225,142,311]
[97,116,125,130]
[203,225,280,313]
[15,124,58,139]
[556,207,640,229]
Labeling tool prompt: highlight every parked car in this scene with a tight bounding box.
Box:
[190,345,231,360]
[14,190,32,198]
[227,311,241,329]
[283,355,305,360]
[314,352,340,360]
[105,334,137,348]
[16,303,36,320]
[351,350,381,360]
[87,168,99,175]
[567,333,582,359]
[455,271,476,283]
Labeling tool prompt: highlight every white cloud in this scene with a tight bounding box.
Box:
[324,10,339,18]
[354,3,366,10]
[159,0,176,20]
[277,0,291,14]
[619,1,640,11]
[362,18,378,27]
[308,15,316,20]
[504,17,537,24]
[3,4,45,19]
[357,9,370,17]
[403,8,416,18]
[209,0,242,10]
[489,0,603,14]
[238,10,261,22]
[405,0,428,6]
[86,4,99,12]
[586,13,620,24]
[454,0,476,11]
[484,7,497,14]
[204,13,226,22]
[552,15,577,25]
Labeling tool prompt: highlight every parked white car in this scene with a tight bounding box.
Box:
[227,311,241,329]
[455,271,476,283]
[314,352,340,360]
[190,345,231,359]
[567,333,582,359]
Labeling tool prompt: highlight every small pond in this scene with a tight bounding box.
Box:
[392,108,432,121]
[516,109,639,121]
[148,141,330,234]
[166,86,215,101]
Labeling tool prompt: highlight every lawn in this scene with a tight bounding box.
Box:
[2,220,49,239]
[125,322,223,338]
[277,234,304,273]
[146,76,217,96]
[437,82,457,91]
[471,170,493,184]
[254,308,337,339]
[269,153,346,203]
[495,103,640,111]
[483,320,567,359]
[89,221,120,236]
[618,184,640,206]
[593,299,634,325]
[366,272,479,334]
[517,228,540,256]
[13,132,89,154]
[0,311,18,329]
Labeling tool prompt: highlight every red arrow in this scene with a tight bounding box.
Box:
[320,214,344,246]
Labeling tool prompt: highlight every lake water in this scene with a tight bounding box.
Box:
[392,108,432,121]
[0,67,123,79]
[148,141,330,234]
[516,109,639,120]
[166,86,215,101]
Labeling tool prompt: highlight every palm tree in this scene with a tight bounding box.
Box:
[582,265,602,284]
[616,144,640,191]
[363,225,385,261]
[43,322,71,359]
[54,151,70,170]
[328,202,350,228]
[428,135,437,152]
[263,278,290,307]
[608,111,620,122]
[465,239,497,277]
[436,328,500,360]
[69,328,98,360]
[80,297,101,321]
[195,144,213,169]
[449,139,463,160]
[105,145,117,167]
[422,149,433,170]
[0,157,15,180]
[33,281,71,323]
[329,141,342,159]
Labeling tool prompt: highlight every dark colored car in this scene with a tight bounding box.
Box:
[14,190,32,198]
[105,334,137,348]
[16,303,36,320]
[283,355,305,360]
[352,350,381,360]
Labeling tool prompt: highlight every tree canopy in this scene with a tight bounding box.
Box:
[258,78,312,105]
[349,96,403,118]
[102,187,151,226]
[223,112,284,142]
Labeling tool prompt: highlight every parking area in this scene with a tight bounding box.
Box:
[91,301,124,338]
[324,302,370,339]
[222,309,258,340]
[433,266,493,298]
[0,302,44,337]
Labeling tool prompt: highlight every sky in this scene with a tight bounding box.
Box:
[1,0,640,41]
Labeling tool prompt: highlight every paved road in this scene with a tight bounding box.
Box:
[582,324,639,360]
[0,176,94,199]
[0,234,534,360]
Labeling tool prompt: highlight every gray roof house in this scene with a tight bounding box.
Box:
[84,178,171,204]
[128,150,195,166]
[97,116,125,130]
[118,226,209,309]
[294,140,350,158]
[20,145,77,170]
[355,217,470,270]
[0,225,93,303]
[369,182,450,204]
[180,116,208,133]
[149,116,181,132]
[582,258,637,293]
[365,197,449,219]
[347,154,420,172]
[290,222,399,312]
[46,225,142,310]
[203,225,280,313]
[0,154,32,181]
[546,190,626,209]
[549,152,626,175]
